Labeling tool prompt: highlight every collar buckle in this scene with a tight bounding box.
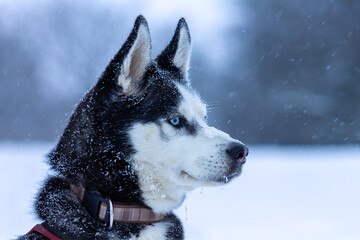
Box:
[81,188,113,228]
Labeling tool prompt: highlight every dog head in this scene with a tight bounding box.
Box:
[49,16,248,213]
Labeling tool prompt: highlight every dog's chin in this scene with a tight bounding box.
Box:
[179,171,217,186]
[179,169,242,186]
[216,169,243,184]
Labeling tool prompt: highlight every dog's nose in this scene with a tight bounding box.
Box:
[226,143,249,164]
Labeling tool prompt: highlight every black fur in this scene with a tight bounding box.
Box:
[18,15,189,239]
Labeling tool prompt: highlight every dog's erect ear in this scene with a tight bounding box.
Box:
[99,15,151,97]
[117,15,151,95]
[156,18,191,83]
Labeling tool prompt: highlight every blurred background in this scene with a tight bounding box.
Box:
[1,0,359,145]
[1,1,360,239]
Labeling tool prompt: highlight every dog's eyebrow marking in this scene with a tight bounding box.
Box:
[177,85,207,122]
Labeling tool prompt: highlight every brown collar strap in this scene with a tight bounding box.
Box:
[70,184,165,227]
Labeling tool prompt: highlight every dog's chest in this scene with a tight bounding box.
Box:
[110,222,170,240]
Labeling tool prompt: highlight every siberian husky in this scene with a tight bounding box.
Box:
[20,15,248,240]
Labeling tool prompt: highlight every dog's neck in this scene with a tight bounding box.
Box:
[138,177,188,213]
[134,161,200,214]
[70,184,165,228]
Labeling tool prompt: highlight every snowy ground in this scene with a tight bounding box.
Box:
[1,142,360,240]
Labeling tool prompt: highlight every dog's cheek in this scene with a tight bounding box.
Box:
[129,122,179,166]
[159,122,177,141]
[129,122,163,157]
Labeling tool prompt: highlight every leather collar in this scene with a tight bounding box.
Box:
[70,184,165,228]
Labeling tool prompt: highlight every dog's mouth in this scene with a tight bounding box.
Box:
[180,171,200,181]
[180,171,215,185]
[179,170,231,185]
[179,160,244,185]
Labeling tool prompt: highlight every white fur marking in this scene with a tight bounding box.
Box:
[130,122,195,213]
[177,85,207,122]
[129,85,241,213]
[129,222,170,240]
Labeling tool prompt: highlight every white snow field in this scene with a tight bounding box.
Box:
[1,142,360,240]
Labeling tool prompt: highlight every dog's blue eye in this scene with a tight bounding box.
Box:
[169,117,181,126]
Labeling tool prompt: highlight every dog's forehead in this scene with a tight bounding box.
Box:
[177,84,207,118]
